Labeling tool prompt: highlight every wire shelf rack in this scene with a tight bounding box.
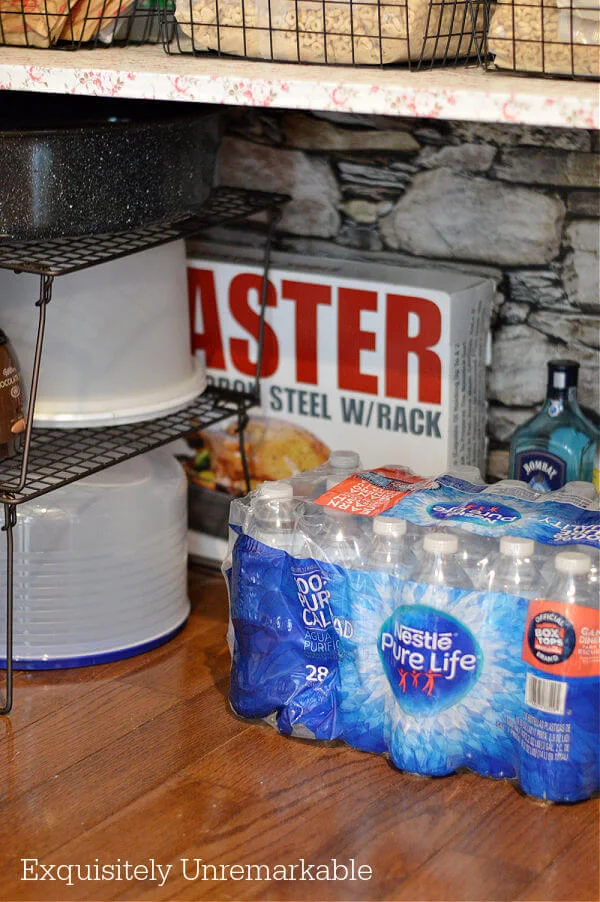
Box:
[0,186,288,277]
[0,386,256,505]
[0,185,285,713]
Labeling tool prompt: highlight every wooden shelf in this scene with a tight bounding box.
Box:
[0,44,598,128]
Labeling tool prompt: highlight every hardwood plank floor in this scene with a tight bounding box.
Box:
[0,563,597,902]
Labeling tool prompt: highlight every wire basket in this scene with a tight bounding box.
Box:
[487,0,600,78]
[162,0,489,67]
[0,0,167,47]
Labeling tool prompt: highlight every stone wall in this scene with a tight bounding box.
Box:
[203,110,600,479]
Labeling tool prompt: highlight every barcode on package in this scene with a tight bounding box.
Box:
[525,674,568,715]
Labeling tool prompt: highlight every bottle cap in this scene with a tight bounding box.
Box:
[554,551,591,575]
[423,532,458,555]
[500,536,535,557]
[258,481,293,501]
[373,517,407,537]
[547,360,579,392]
[329,450,360,470]
[558,481,598,500]
[449,466,483,482]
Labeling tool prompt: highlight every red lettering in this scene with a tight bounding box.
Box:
[282,279,332,385]
[229,273,278,378]
[187,268,225,369]
[338,288,378,395]
[385,295,442,404]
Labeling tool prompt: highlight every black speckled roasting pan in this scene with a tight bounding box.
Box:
[0,93,222,241]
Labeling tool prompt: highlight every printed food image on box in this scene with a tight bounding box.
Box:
[184,244,494,560]
[182,414,330,560]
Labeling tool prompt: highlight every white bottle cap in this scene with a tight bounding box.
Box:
[423,532,458,555]
[373,517,407,537]
[329,450,360,470]
[500,536,535,558]
[258,481,293,500]
[450,466,483,482]
[554,551,591,575]
[559,482,598,500]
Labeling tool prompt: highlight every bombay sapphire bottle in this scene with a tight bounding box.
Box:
[509,360,598,492]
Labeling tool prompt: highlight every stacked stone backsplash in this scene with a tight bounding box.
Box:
[201,110,600,480]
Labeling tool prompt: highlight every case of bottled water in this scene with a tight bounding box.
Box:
[224,462,600,802]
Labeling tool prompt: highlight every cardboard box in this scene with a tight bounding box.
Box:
[184,244,494,560]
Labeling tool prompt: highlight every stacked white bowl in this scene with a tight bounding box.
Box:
[0,240,205,426]
[0,449,190,668]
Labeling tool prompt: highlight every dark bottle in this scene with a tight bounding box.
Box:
[509,360,598,492]
[0,329,26,461]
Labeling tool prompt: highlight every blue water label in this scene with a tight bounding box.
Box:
[379,605,483,715]
[515,449,567,493]
[428,499,521,527]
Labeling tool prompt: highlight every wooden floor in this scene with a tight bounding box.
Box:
[0,563,598,902]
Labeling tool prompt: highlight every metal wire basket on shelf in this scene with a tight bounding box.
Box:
[486,0,600,78]
[161,0,490,68]
[0,0,168,48]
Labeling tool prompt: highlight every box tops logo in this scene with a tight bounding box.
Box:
[527,610,576,666]
[379,606,482,715]
[427,500,521,526]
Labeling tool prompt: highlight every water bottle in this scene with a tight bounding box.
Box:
[412,531,472,589]
[546,551,597,608]
[366,516,415,578]
[454,531,493,588]
[519,547,599,802]
[320,507,365,566]
[575,545,599,587]
[485,536,543,599]
[327,449,362,479]
[246,481,295,552]
[552,481,598,506]
[447,466,486,486]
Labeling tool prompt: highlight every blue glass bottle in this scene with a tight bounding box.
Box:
[509,360,598,492]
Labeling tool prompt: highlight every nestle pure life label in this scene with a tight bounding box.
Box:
[187,244,494,476]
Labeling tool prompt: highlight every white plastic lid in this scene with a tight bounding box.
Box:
[374,517,407,537]
[500,536,535,557]
[554,551,591,575]
[258,481,293,501]
[329,450,360,470]
[423,532,458,555]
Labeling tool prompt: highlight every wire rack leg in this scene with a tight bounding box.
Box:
[0,503,17,715]
[235,208,283,494]
[18,275,53,493]
[252,209,282,402]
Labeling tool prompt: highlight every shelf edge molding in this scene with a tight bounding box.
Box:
[0,46,598,129]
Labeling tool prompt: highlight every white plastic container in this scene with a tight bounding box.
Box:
[0,448,190,668]
[0,240,205,427]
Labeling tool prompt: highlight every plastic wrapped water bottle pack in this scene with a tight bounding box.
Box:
[223,456,600,803]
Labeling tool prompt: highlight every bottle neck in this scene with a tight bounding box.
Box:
[544,385,579,413]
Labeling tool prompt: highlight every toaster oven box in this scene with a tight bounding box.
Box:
[183,244,494,562]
